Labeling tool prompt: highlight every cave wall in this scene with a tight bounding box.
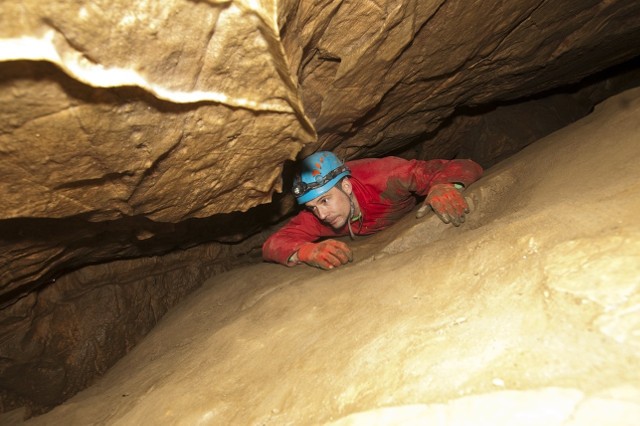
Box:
[1,1,313,222]
[3,0,640,307]
[283,0,640,157]
[0,235,263,414]
[2,0,640,416]
[17,87,640,425]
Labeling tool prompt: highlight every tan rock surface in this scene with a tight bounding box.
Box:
[2,1,640,292]
[287,0,640,157]
[0,235,262,413]
[2,0,640,417]
[0,0,313,222]
[19,88,640,425]
[3,0,640,218]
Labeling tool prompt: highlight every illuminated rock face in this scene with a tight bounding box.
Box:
[20,88,640,425]
[1,0,640,416]
[1,1,312,222]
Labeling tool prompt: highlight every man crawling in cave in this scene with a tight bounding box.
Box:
[262,151,483,270]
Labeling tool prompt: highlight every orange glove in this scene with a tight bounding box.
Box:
[297,240,353,270]
[425,183,470,226]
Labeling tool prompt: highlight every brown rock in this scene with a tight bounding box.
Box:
[1,0,640,417]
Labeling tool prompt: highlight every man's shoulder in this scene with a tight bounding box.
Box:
[347,156,410,177]
[347,156,405,167]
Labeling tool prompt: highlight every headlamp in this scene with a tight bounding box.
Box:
[293,165,349,198]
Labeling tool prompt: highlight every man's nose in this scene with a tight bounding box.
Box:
[316,205,328,220]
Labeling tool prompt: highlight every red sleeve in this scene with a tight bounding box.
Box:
[262,210,340,266]
[407,158,483,196]
[351,157,483,201]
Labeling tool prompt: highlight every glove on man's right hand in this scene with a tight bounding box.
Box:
[297,240,353,270]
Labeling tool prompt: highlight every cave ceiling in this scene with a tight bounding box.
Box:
[2,0,640,303]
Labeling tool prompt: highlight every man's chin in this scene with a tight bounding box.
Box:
[328,218,347,230]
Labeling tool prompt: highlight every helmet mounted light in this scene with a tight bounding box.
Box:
[292,165,349,197]
[292,152,351,204]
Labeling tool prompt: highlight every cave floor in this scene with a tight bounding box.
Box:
[20,88,640,425]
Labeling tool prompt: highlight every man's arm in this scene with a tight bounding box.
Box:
[411,158,483,225]
[408,158,483,194]
[262,210,351,268]
[348,156,483,226]
[262,211,324,266]
[351,156,482,197]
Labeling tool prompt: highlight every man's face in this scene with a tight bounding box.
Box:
[305,180,352,229]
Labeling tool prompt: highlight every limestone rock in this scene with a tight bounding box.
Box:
[2,0,640,417]
[2,0,640,296]
[0,235,262,413]
[0,0,314,222]
[286,0,640,157]
[21,87,640,425]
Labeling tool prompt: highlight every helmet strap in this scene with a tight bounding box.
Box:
[339,186,363,240]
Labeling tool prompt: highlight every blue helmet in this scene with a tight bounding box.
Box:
[292,151,351,204]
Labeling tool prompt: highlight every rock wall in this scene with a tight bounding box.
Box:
[2,0,640,304]
[1,234,264,414]
[1,1,313,222]
[2,0,640,416]
[19,87,640,426]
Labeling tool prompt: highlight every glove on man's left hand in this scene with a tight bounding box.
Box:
[424,183,470,226]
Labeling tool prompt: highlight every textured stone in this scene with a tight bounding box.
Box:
[286,0,640,158]
[2,0,640,418]
[20,88,640,425]
[0,234,263,414]
[2,0,640,298]
[0,1,313,223]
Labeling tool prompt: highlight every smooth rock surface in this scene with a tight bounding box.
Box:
[2,0,640,416]
[18,87,640,425]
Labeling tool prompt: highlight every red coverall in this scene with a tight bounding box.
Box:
[262,156,483,266]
